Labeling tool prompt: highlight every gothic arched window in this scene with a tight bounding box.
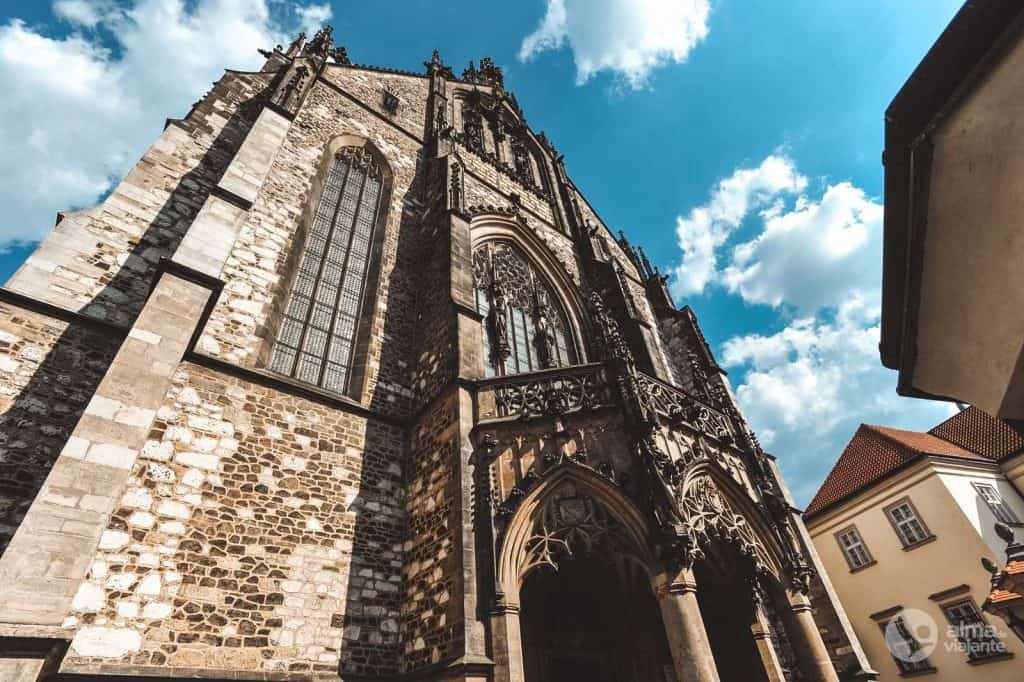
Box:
[269,145,385,395]
[472,241,578,377]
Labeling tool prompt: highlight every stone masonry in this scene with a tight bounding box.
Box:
[0,27,875,682]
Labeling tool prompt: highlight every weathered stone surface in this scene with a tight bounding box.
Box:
[0,40,864,682]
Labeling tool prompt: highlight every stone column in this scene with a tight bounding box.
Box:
[785,592,839,682]
[490,604,526,682]
[653,570,720,682]
[751,603,787,682]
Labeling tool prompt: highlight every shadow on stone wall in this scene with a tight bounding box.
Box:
[0,77,266,561]
[338,154,435,677]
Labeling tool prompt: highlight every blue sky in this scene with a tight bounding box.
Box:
[0,0,965,504]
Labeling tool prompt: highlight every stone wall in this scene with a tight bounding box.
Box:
[195,77,425,417]
[0,302,120,556]
[320,67,430,139]
[6,72,271,328]
[462,172,582,288]
[402,391,461,672]
[458,150,556,227]
[408,166,457,407]
[62,362,406,678]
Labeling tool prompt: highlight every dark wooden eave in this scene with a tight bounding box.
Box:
[881,0,1024,384]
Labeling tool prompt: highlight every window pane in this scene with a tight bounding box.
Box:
[975,483,1021,524]
[269,146,383,395]
[943,600,1005,660]
[888,502,929,546]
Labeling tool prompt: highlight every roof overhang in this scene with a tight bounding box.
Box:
[881,0,1024,417]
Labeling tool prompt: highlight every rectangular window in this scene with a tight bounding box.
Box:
[941,600,1006,661]
[880,615,934,674]
[835,526,873,570]
[885,499,932,548]
[973,482,1022,525]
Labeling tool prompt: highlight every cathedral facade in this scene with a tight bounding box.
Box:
[0,28,872,682]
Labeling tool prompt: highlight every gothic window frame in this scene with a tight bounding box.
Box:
[267,136,392,400]
[469,223,587,379]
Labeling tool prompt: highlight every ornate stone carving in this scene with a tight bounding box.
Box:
[302,26,334,58]
[424,48,454,79]
[635,372,733,442]
[463,107,484,154]
[330,46,351,65]
[473,242,576,376]
[489,365,611,419]
[285,31,305,58]
[511,136,533,186]
[449,163,463,213]
[381,85,399,115]
[532,290,557,369]
[463,57,505,90]
[491,279,513,359]
[521,482,627,574]
[274,65,310,112]
[676,476,763,570]
[338,145,381,179]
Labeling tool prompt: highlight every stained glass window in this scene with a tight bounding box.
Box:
[472,241,577,376]
[269,145,384,395]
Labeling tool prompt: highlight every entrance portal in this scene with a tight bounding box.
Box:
[519,556,674,682]
[694,547,771,682]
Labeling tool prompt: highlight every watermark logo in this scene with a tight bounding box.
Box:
[884,608,938,663]
[884,607,1009,663]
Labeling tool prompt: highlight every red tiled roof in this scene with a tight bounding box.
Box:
[928,406,1024,461]
[804,423,989,519]
[987,588,1022,605]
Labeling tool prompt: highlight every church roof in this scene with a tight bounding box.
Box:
[804,420,992,520]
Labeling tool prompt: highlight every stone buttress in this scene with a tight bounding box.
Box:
[0,28,876,682]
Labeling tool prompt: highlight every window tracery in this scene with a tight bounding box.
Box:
[472,241,577,377]
[269,145,385,396]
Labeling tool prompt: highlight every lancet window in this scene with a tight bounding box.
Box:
[269,145,385,395]
[472,241,577,377]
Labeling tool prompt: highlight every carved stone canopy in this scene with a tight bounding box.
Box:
[674,474,779,579]
[521,480,638,576]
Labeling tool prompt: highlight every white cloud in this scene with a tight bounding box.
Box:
[519,0,712,89]
[673,154,953,504]
[670,155,806,299]
[721,181,883,312]
[296,3,332,35]
[721,300,953,505]
[0,0,323,245]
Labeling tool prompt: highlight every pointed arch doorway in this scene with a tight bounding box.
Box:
[519,555,673,682]
[493,469,676,682]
